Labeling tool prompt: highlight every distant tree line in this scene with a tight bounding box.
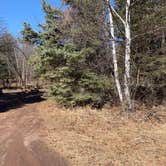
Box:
[0,24,36,89]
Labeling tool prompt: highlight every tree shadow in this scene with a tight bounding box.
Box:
[30,140,70,166]
[0,90,45,113]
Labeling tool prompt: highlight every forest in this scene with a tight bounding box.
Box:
[0,0,165,111]
[0,0,166,165]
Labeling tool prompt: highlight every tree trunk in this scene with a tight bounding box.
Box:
[107,0,123,103]
[162,30,165,54]
[124,0,132,111]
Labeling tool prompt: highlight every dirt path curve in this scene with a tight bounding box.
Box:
[0,103,68,166]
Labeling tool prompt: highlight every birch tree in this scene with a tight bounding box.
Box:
[106,0,123,103]
[106,0,132,111]
[124,0,132,110]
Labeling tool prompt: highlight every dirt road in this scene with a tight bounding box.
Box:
[0,103,68,166]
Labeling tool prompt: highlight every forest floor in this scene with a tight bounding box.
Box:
[0,90,166,166]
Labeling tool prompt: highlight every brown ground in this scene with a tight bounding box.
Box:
[1,90,166,166]
[38,101,166,166]
[0,91,68,166]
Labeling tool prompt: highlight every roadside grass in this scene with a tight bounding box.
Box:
[37,101,166,166]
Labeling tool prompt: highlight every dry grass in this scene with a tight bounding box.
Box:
[37,101,166,166]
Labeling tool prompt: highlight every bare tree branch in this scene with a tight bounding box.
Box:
[107,2,126,26]
[132,27,166,40]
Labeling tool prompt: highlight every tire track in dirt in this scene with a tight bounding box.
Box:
[0,103,69,166]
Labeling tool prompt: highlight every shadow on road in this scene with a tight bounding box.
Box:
[0,90,45,112]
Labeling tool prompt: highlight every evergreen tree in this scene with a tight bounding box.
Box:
[21,0,114,107]
[20,0,166,107]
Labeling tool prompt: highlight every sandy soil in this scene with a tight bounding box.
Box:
[0,103,69,166]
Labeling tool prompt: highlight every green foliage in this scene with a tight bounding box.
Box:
[20,0,165,107]
[51,72,113,107]
[116,0,166,93]
[21,0,114,107]
[21,23,39,44]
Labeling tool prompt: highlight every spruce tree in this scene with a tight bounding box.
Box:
[21,0,114,107]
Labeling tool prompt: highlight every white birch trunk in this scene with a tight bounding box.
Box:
[124,0,132,111]
[107,0,123,103]
[162,31,165,54]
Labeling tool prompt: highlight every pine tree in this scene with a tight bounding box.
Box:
[21,0,114,107]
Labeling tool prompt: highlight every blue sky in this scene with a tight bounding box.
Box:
[0,0,62,37]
